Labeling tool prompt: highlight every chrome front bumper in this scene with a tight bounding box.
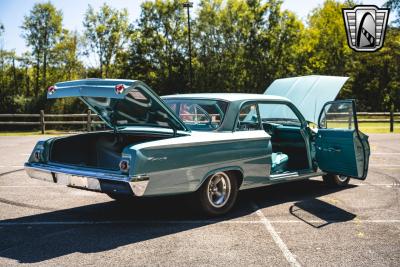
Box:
[24,163,149,196]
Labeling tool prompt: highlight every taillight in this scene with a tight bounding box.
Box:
[115,84,126,94]
[48,85,56,95]
[119,160,129,172]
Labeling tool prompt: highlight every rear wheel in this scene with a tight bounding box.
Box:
[322,173,350,187]
[196,172,238,216]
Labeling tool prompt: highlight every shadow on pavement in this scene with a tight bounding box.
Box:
[289,198,356,228]
[0,179,356,263]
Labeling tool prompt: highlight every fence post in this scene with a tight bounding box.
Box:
[40,110,45,134]
[390,110,394,133]
[348,109,352,129]
[87,109,92,132]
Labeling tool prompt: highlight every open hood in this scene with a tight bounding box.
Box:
[48,79,190,132]
[264,75,349,124]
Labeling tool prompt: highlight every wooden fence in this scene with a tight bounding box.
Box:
[0,110,105,134]
[0,110,399,134]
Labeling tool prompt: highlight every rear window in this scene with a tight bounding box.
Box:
[163,99,228,131]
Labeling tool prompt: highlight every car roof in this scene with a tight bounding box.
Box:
[161,93,290,103]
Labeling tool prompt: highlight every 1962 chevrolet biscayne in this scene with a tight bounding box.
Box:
[25,75,370,215]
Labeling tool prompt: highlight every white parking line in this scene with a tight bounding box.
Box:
[372,153,400,155]
[369,164,400,167]
[0,219,398,226]
[251,202,302,267]
[353,183,399,187]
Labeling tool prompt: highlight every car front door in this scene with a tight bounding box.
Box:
[316,100,370,179]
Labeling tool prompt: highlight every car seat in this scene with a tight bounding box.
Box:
[271,152,289,174]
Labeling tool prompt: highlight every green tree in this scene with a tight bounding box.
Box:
[193,0,303,93]
[50,30,84,81]
[83,4,130,77]
[124,0,188,93]
[21,2,62,96]
[385,0,400,25]
[347,28,400,111]
[298,0,351,75]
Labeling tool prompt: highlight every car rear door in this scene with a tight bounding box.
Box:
[316,100,370,179]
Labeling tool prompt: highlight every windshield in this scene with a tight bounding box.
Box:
[163,99,228,131]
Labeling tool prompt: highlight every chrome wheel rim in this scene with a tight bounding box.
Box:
[338,175,348,183]
[207,172,231,208]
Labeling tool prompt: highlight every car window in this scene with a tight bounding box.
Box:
[258,103,301,126]
[178,103,211,123]
[236,103,261,131]
[319,101,355,129]
[164,99,228,131]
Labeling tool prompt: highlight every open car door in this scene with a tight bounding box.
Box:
[316,100,370,180]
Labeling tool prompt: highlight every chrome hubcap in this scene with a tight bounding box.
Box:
[207,172,231,208]
[338,175,348,182]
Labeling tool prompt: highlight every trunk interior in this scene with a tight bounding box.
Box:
[49,131,173,171]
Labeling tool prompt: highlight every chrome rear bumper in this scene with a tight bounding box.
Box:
[24,163,149,196]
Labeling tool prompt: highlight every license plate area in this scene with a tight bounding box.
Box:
[55,173,101,191]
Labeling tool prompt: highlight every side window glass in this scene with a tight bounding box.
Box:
[236,103,261,131]
[179,103,209,124]
[258,103,301,126]
[319,101,355,130]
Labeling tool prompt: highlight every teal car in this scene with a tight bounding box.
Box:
[25,75,370,216]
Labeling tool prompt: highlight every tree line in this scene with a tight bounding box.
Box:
[0,0,399,115]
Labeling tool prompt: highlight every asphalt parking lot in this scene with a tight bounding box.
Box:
[0,134,399,266]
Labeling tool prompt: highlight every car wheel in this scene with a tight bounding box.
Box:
[322,173,350,187]
[197,171,238,216]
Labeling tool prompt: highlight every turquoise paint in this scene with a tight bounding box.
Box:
[315,129,367,178]
[129,132,271,195]
[265,75,349,124]
[24,77,371,198]
[48,79,190,132]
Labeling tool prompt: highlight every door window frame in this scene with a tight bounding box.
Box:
[234,101,263,132]
[318,99,360,131]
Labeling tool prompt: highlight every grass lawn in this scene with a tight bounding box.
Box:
[358,122,399,133]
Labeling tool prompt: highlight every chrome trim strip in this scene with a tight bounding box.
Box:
[270,171,326,181]
[24,163,149,196]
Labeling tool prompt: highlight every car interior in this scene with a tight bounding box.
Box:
[263,122,309,174]
[258,103,310,174]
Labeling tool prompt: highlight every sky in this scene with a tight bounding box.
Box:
[0,0,392,57]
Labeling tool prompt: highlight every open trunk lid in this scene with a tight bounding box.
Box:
[48,79,190,132]
[264,75,349,124]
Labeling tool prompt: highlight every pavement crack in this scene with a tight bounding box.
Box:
[0,197,55,211]
[0,169,24,177]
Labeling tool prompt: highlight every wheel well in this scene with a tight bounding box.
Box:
[225,170,243,189]
[197,168,244,192]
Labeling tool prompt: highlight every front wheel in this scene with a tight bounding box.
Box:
[196,172,238,216]
[322,173,350,187]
